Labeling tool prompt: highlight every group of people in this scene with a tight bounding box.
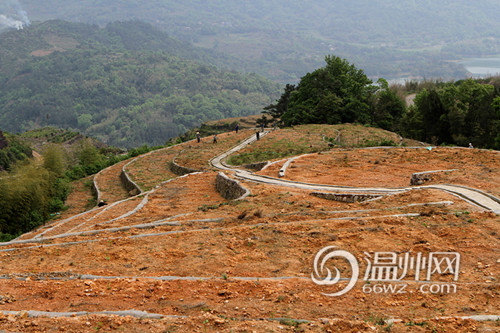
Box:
[194,121,278,144]
[196,131,218,144]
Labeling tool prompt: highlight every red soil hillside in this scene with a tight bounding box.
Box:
[0,124,498,332]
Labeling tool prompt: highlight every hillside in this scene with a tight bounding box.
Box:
[0,130,32,171]
[0,20,281,148]
[0,123,498,332]
[15,0,500,80]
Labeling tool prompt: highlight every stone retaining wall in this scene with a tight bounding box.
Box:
[311,192,382,203]
[170,150,200,176]
[120,169,141,196]
[216,172,250,200]
[410,169,457,186]
[243,161,269,171]
[169,161,199,176]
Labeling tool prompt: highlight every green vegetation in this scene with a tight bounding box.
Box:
[0,158,70,242]
[282,56,374,126]
[263,84,296,122]
[226,124,400,165]
[20,127,81,144]
[227,139,320,166]
[64,140,161,181]
[276,56,406,132]
[0,20,281,148]
[0,131,32,171]
[271,56,500,149]
[0,128,166,241]
[279,318,305,329]
[401,78,500,148]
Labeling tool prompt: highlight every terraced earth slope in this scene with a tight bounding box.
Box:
[0,125,499,332]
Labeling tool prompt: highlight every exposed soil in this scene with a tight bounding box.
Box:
[227,124,411,167]
[95,159,133,203]
[0,125,498,332]
[175,130,258,170]
[63,177,96,214]
[262,147,500,196]
[125,145,183,191]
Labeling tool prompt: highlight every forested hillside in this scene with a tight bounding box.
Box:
[0,20,280,148]
[0,126,169,240]
[402,78,500,148]
[271,56,500,149]
[16,0,500,81]
[0,130,32,171]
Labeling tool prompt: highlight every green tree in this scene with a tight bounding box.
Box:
[0,162,50,237]
[414,89,451,144]
[492,96,500,149]
[458,80,495,147]
[410,79,498,147]
[77,113,93,129]
[263,84,296,122]
[401,105,424,141]
[440,84,467,145]
[77,138,100,167]
[42,144,67,177]
[373,78,406,132]
[0,132,31,171]
[281,55,374,126]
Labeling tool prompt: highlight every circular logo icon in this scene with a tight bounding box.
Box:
[311,246,359,296]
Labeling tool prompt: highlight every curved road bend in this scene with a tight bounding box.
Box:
[210,132,500,214]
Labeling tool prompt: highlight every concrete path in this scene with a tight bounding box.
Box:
[423,184,500,214]
[210,130,270,171]
[211,132,500,214]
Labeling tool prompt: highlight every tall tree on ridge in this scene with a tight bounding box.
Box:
[280,55,375,126]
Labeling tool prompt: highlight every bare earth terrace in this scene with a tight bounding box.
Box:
[0,124,498,332]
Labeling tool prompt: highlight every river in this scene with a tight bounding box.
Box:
[461,57,500,77]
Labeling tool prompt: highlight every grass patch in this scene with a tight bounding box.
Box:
[226,124,402,165]
[198,204,219,212]
[227,138,323,165]
[354,138,397,147]
[279,318,306,328]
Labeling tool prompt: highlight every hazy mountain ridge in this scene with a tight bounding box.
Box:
[0,20,244,77]
[0,20,280,148]
[18,1,500,44]
[13,0,500,80]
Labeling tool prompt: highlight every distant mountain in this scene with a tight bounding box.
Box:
[14,0,500,80]
[0,20,281,148]
[0,20,243,77]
